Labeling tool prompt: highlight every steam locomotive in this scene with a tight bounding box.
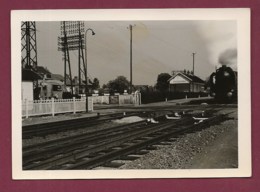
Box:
[209,65,237,103]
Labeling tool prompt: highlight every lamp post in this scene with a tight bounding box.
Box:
[129,24,133,93]
[84,28,95,112]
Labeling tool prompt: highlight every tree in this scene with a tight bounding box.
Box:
[92,77,100,90]
[155,73,171,93]
[107,76,130,94]
[102,84,108,89]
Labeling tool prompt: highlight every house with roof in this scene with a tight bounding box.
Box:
[168,71,205,93]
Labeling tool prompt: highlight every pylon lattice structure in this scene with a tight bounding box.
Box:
[21,21,38,70]
[58,21,86,95]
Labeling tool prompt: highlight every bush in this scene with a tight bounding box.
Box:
[62,92,73,99]
[141,91,208,104]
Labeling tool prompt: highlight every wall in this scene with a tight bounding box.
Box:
[22,81,33,101]
[190,83,204,92]
[169,84,190,92]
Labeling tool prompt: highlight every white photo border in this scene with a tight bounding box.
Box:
[11,8,251,179]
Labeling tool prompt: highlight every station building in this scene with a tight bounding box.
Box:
[168,71,205,93]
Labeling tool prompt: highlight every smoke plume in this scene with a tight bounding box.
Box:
[218,48,237,66]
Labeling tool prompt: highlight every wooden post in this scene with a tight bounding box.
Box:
[139,92,142,105]
[25,99,29,118]
[91,97,94,111]
[39,98,43,114]
[51,98,55,117]
[73,97,76,114]
[118,95,121,106]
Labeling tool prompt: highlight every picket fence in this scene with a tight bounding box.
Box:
[91,93,141,105]
[22,97,93,118]
[91,95,110,104]
[22,93,142,118]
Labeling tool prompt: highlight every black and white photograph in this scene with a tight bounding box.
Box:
[12,9,251,179]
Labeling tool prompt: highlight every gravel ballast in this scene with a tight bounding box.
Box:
[119,112,238,169]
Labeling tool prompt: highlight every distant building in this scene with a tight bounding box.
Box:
[168,71,205,92]
[64,76,93,95]
[38,79,66,99]
[22,69,42,101]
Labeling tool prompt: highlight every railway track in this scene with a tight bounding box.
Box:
[22,120,148,165]
[64,113,233,170]
[22,104,230,139]
[22,112,145,139]
[23,109,234,170]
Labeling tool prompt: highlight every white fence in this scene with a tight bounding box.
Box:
[22,93,141,118]
[22,97,93,118]
[91,93,141,105]
[91,95,110,104]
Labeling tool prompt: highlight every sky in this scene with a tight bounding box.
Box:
[35,20,237,86]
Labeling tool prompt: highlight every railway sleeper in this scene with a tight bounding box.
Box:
[134,150,150,155]
[119,155,140,161]
[158,141,174,145]
[145,146,158,150]
[103,161,125,168]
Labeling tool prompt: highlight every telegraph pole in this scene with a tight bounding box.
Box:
[128,24,135,93]
[192,52,196,75]
[192,52,196,92]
